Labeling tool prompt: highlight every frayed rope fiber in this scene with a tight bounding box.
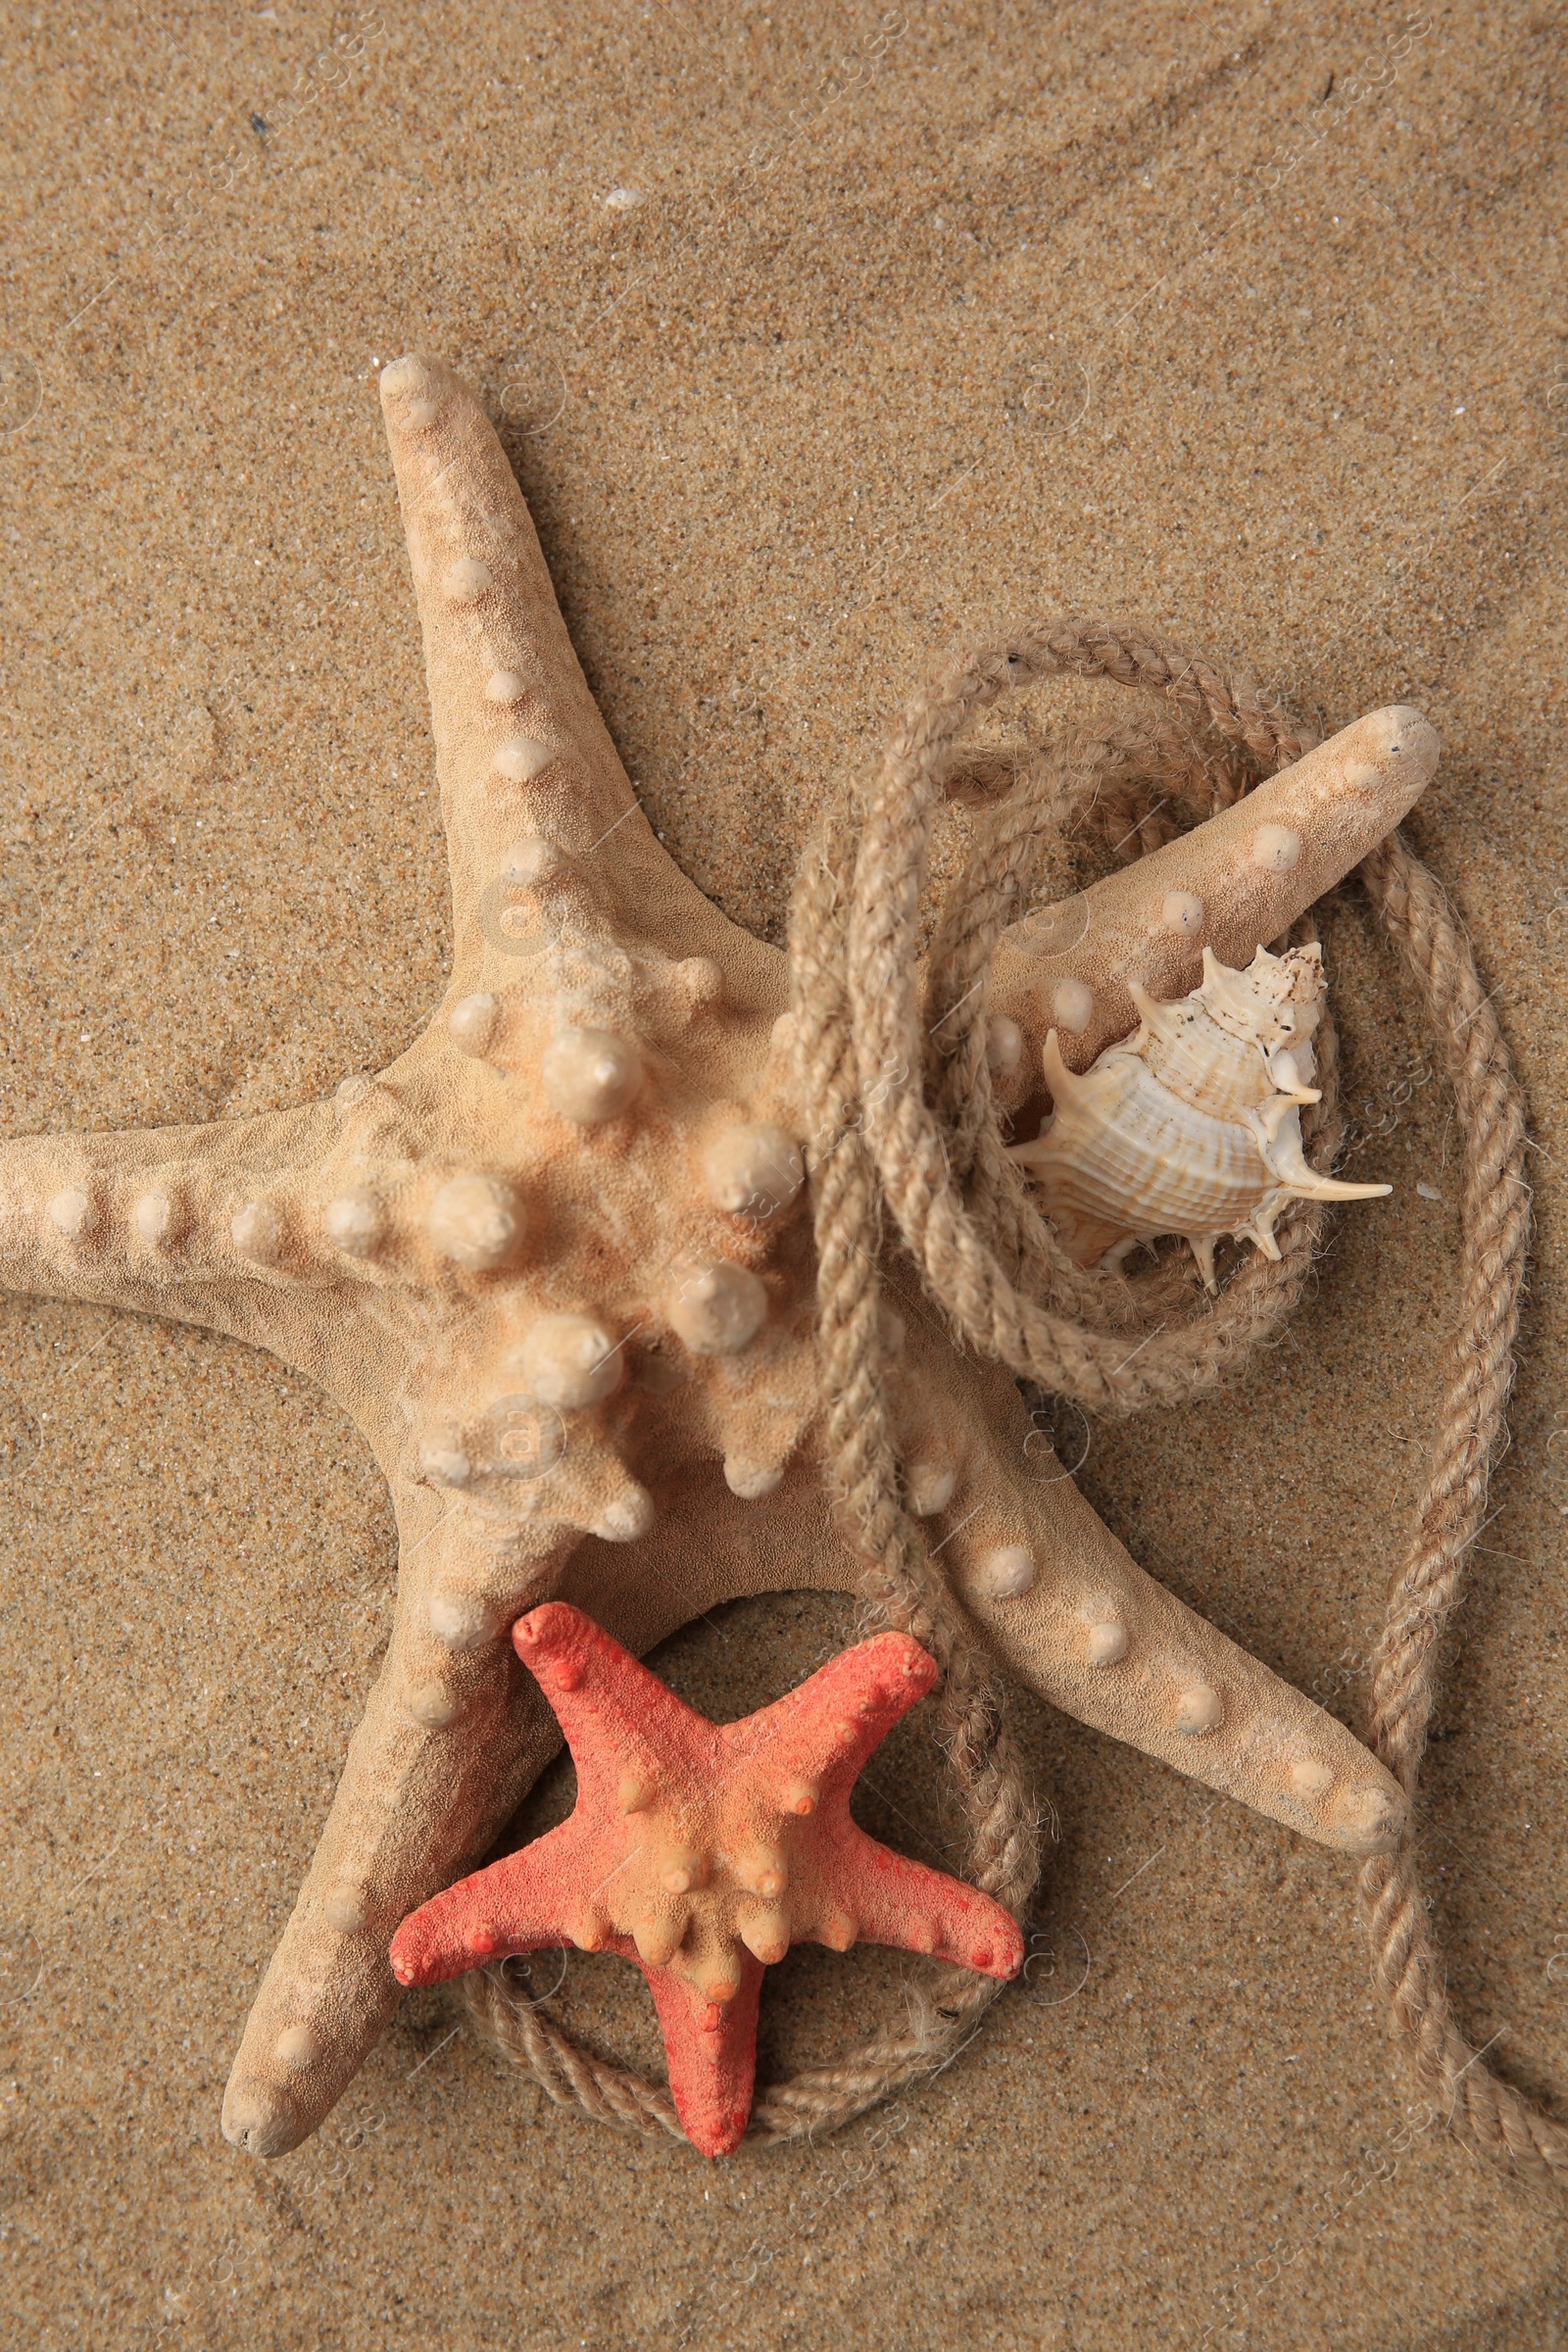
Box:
[465,619,1561,2180]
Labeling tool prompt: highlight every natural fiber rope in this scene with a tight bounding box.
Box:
[1354,834,1561,2180]
[464,617,1563,2182]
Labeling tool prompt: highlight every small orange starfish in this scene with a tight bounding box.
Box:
[389,1602,1023,2154]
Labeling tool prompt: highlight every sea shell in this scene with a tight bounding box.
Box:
[1008,942,1391,1287]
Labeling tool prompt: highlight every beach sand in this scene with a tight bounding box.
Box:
[1,3,1565,2345]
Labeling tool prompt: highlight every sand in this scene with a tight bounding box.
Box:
[1,2,1565,2344]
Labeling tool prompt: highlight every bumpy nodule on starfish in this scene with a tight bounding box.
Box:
[0,353,1436,2159]
[390,1603,1022,2155]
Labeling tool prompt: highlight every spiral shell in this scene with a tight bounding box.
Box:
[1009,943,1391,1287]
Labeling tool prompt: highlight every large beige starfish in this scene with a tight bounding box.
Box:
[0,358,1437,2159]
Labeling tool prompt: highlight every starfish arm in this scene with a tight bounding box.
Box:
[511,1600,721,1808]
[221,1513,569,2158]
[387,1817,595,1983]
[376,356,777,1004]
[745,1637,1026,1973]
[0,1103,364,1367]
[637,1949,764,2158]
[929,1362,1407,1854]
[724,1629,938,1788]
[813,1823,1025,1978]
[988,707,1439,1098]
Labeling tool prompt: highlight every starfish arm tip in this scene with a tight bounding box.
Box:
[221,2076,306,2160]
[754,1629,937,1781]
[511,1601,709,1780]
[639,1957,764,2159]
[393,1818,595,1983]
[824,1827,1024,1979]
[989,702,1439,1084]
